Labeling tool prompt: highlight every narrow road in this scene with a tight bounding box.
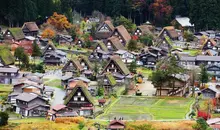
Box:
[138,78,156,96]
[46,86,66,106]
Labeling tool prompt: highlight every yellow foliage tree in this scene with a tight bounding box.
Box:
[47,12,72,31]
[41,28,55,39]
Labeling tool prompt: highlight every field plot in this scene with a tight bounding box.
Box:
[98,96,194,120]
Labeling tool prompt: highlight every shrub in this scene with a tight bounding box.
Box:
[78,122,85,130]
[0,112,9,126]
[197,111,211,120]
[192,118,209,130]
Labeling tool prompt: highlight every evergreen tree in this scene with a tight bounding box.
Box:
[32,41,42,64]
[129,61,137,74]
[14,47,25,68]
[199,64,209,87]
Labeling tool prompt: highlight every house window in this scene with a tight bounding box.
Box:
[78,41,81,44]
[208,62,211,64]
[134,32,137,35]
[120,39,123,42]
[74,97,78,101]
[107,42,111,46]
[115,32,118,35]
[111,64,114,67]
[81,97,85,101]
[97,46,101,50]
[78,92,81,96]
[208,42,211,47]
[49,47,52,50]
[137,30,140,33]
[139,33,142,35]
[114,69,117,72]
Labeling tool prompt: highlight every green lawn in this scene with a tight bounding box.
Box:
[43,78,62,89]
[0,84,12,92]
[98,96,194,120]
[137,67,153,78]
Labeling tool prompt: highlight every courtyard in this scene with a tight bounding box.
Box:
[98,96,194,120]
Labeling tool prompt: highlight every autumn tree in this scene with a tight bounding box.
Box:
[150,0,173,26]
[41,28,55,39]
[47,12,72,31]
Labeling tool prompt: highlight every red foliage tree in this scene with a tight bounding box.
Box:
[197,111,211,120]
[149,0,172,25]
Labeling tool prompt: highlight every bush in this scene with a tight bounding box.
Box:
[55,117,85,124]
[78,122,85,130]
[0,112,9,126]
[197,111,211,120]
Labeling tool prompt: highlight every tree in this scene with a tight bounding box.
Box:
[21,53,29,69]
[151,70,166,96]
[189,0,220,31]
[14,47,25,68]
[139,34,153,46]
[199,64,209,87]
[68,26,79,42]
[32,41,42,64]
[114,16,136,33]
[184,30,194,42]
[129,61,137,73]
[0,112,9,126]
[150,0,173,26]
[41,28,55,39]
[47,12,72,31]
[97,87,104,97]
[127,39,137,51]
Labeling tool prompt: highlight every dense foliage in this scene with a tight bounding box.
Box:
[1,0,220,30]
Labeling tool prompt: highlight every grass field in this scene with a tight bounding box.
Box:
[43,78,63,89]
[137,67,153,78]
[98,96,194,120]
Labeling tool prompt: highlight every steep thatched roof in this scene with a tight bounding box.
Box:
[78,55,93,69]
[107,36,125,50]
[62,59,83,72]
[102,55,130,75]
[8,28,25,40]
[0,46,15,65]
[96,41,108,52]
[64,85,95,105]
[105,72,116,86]
[114,25,131,44]
[22,22,39,32]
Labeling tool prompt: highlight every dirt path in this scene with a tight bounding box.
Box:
[138,78,156,96]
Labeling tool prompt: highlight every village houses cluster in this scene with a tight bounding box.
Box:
[1,15,220,129]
